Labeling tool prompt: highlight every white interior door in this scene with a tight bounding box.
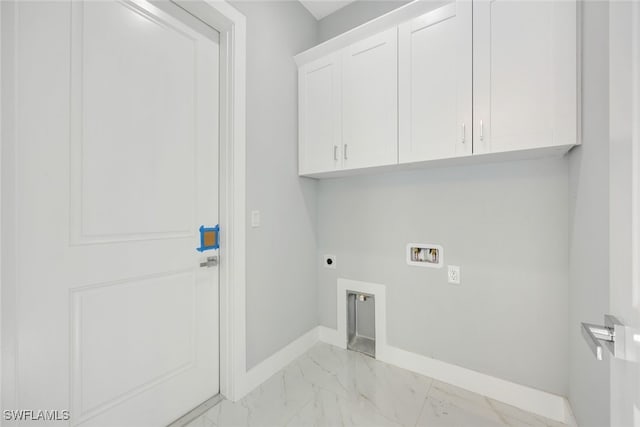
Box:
[398,1,472,163]
[609,2,640,426]
[5,1,220,425]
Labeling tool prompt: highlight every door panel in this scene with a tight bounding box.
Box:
[74,271,197,414]
[609,2,640,426]
[75,1,197,240]
[399,2,472,163]
[473,0,577,154]
[10,1,220,425]
[342,28,398,170]
[298,54,342,175]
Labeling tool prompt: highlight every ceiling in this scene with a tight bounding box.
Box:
[299,0,357,20]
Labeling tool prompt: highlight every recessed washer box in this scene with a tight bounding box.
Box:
[407,243,443,268]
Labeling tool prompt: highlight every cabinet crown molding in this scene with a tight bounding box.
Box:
[294,0,450,67]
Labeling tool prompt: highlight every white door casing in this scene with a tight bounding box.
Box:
[167,0,247,402]
[398,1,472,163]
[610,1,640,426]
[3,1,221,425]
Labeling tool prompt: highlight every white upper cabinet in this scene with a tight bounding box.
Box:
[341,28,398,170]
[473,0,578,154]
[298,54,342,175]
[398,2,472,163]
[295,0,579,177]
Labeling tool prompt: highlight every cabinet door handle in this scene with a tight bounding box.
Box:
[480,120,484,141]
[344,144,348,160]
[334,145,338,161]
[461,123,466,143]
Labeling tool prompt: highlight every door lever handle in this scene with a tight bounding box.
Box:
[200,256,218,268]
[581,315,625,361]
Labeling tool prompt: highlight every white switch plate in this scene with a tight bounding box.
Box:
[251,210,261,227]
[448,265,460,284]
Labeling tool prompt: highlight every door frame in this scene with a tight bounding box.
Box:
[0,0,248,413]
[609,1,640,424]
[631,0,640,324]
[174,0,248,403]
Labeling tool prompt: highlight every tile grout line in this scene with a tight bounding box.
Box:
[413,389,431,427]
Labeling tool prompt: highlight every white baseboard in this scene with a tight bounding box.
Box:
[318,327,570,424]
[240,327,319,398]
[564,398,579,427]
[382,345,568,423]
[318,325,345,348]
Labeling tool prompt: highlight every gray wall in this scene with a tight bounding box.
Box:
[229,1,319,370]
[315,0,570,397]
[317,160,570,395]
[235,0,611,414]
[318,0,411,42]
[567,2,611,426]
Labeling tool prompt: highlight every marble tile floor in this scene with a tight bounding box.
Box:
[185,343,567,427]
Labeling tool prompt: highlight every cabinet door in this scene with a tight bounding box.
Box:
[342,28,398,170]
[299,54,342,175]
[398,2,472,163]
[473,0,577,154]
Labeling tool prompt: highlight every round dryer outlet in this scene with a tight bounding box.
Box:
[323,255,337,269]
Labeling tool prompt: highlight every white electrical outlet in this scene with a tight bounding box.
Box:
[323,255,336,269]
[448,265,460,284]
